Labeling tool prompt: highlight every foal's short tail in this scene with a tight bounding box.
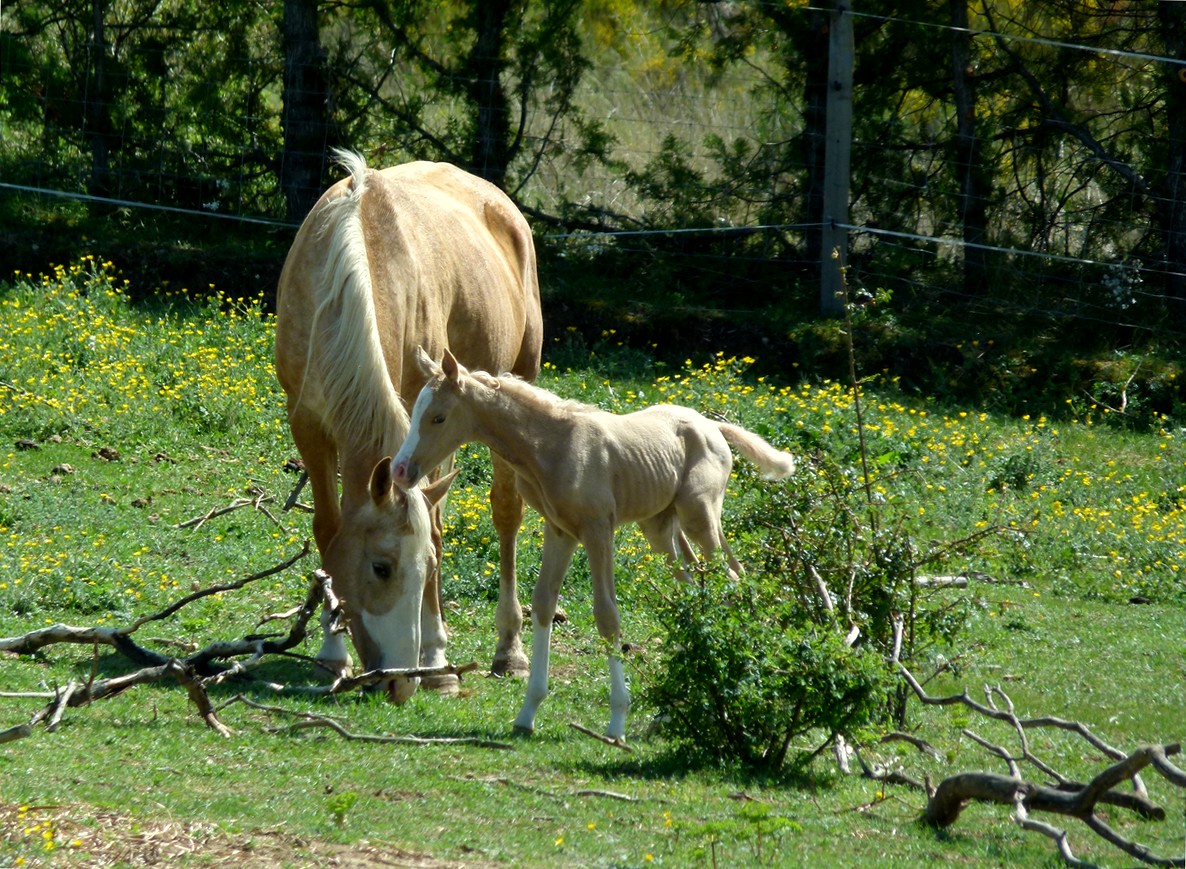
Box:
[718,423,796,480]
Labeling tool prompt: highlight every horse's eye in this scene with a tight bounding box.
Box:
[431,414,446,425]
[372,562,391,580]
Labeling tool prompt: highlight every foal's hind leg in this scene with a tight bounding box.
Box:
[489,453,530,677]
[639,509,696,583]
[676,491,744,581]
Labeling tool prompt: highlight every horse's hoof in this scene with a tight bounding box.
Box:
[490,656,530,679]
[511,723,534,737]
[420,673,460,696]
[314,657,352,681]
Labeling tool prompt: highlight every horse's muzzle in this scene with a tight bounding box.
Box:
[391,458,420,490]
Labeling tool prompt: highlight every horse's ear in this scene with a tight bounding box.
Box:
[421,468,459,510]
[413,345,438,378]
[369,457,396,505]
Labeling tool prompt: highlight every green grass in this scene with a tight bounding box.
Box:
[1,259,1183,867]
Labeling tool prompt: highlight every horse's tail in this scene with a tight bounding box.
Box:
[717,423,796,480]
[304,149,409,453]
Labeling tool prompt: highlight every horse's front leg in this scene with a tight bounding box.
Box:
[586,530,630,741]
[288,405,350,678]
[513,523,577,735]
[490,453,530,676]
[418,499,457,695]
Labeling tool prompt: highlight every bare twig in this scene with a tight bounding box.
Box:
[175,489,286,531]
[123,540,313,633]
[223,695,513,750]
[568,721,633,753]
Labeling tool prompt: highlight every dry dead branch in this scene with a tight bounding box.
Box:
[568,721,633,753]
[1,548,507,749]
[891,663,1186,867]
[1,546,328,739]
[175,488,287,531]
[223,694,514,749]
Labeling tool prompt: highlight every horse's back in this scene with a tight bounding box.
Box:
[363,162,542,379]
[275,157,543,423]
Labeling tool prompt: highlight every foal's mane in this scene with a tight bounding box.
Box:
[481,370,599,419]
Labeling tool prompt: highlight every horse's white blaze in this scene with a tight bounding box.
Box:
[359,581,423,704]
[393,388,434,485]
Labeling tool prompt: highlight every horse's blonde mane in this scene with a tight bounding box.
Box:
[305,149,410,455]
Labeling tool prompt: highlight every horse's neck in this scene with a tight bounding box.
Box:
[470,380,562,471]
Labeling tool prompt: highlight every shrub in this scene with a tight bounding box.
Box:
[642,570,893,773]
[639,447,987,773]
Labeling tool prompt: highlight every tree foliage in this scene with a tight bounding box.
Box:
[2,1,1185,329]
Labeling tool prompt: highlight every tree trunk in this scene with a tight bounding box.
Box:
[950,0,989,297]
[467,0,514,189]
[281,0,330,222]
[801,5,830,270]
[1158,0,1186,328]
[85,0,114,205]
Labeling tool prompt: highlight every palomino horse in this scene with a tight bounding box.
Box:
[390,347,795,740]
[275,152,542,701]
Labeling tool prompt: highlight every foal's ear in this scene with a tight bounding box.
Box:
[421,468,459,509]
[413,345,439,378]
[442,347,461,382]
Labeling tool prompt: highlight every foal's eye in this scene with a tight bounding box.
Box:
[431,414,446,425]
[371,562,391,580]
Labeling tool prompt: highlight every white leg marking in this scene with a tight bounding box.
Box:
[607,655,631,741]
[316,607,352,677]
[513,618,552,733]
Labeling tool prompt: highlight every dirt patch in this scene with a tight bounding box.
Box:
[1,803,490,868]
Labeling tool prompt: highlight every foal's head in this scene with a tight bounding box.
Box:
[392,347,489,489]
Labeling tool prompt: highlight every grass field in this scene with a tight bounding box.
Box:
[1,259,1183,867]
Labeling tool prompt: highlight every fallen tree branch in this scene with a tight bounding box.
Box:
[321,661,480,695]
[175,487,287,531]
[0,547,326,740]
[897,663,1185,867]
[224,695,514,750]
[568,721,633,753]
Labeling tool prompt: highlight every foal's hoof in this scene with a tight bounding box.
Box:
[511,723,535,737]
[420,673,461,697]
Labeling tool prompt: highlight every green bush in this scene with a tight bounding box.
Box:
[642,571,893,773]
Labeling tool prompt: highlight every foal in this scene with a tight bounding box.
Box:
[391,347,795,741]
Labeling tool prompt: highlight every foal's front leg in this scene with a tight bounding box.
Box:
[585,530,630,741]
[513,523,577,735]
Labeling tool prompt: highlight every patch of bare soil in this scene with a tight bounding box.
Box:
[1,803,492,868]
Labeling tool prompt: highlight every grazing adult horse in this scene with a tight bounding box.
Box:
[390,348,795,740]
[275,152,542,701]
